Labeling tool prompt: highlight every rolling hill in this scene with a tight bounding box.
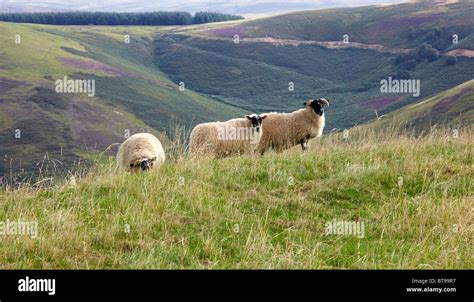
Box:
[238,0,474,50]
[363,79,474,131]
[153,0,474,131]
[0,22,243,177]
[0,121,471,269]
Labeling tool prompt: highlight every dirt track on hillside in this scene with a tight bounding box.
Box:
[445,49,474,58]
[242,37,411,54]
[242,37,474,58]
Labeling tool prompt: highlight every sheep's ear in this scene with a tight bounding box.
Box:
[151,157,157,162]
[245,115,252,120]
[303,102,307,106]
[317,98,330,107]
[261,115,267,120]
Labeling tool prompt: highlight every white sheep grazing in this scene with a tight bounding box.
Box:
[257,98,329,154]
[116,133,165,172]
[189,114,267,157]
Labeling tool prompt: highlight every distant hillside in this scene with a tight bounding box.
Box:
[363,79,474,131]
[242,0,474,51]
[153,1,474,131]
[0,22,243,177]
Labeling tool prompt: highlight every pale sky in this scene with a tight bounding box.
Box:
[0,0,407,15]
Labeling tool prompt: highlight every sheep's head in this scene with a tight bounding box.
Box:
[130,157,157,172]
[304,98,330,116]
[246,114,267,133]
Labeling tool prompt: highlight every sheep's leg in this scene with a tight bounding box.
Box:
[300,139,308,151]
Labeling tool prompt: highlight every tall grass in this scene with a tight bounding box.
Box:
[0,127,472,269]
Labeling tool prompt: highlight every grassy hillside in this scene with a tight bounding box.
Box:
[153,34,474,130]
[0,129,471,269]
[365,79,474,131]
[0,22,244,177]
[239,0,474,51]
[153,1,474,131]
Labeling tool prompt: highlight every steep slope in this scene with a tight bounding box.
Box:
[0,22,244,177]
[234,0,474,51]
[363,79,474,131]
[0,130,471,268]
[152,0,474,132]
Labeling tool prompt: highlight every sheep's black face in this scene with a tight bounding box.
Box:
[304,98,330,116]
[140,160,153,171]
[246,114,267,132]
[311,102,324,116]
[130,158,155,171]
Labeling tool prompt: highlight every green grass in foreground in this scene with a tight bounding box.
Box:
[0,129,472,269]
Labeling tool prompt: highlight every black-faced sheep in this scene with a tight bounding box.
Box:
[189,114,267,157]
[257,98,329,154]
[116,133,165,172]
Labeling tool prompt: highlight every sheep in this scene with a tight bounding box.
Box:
[116,133,165,172]
[189,114,267,157]
[257,98,329,154]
